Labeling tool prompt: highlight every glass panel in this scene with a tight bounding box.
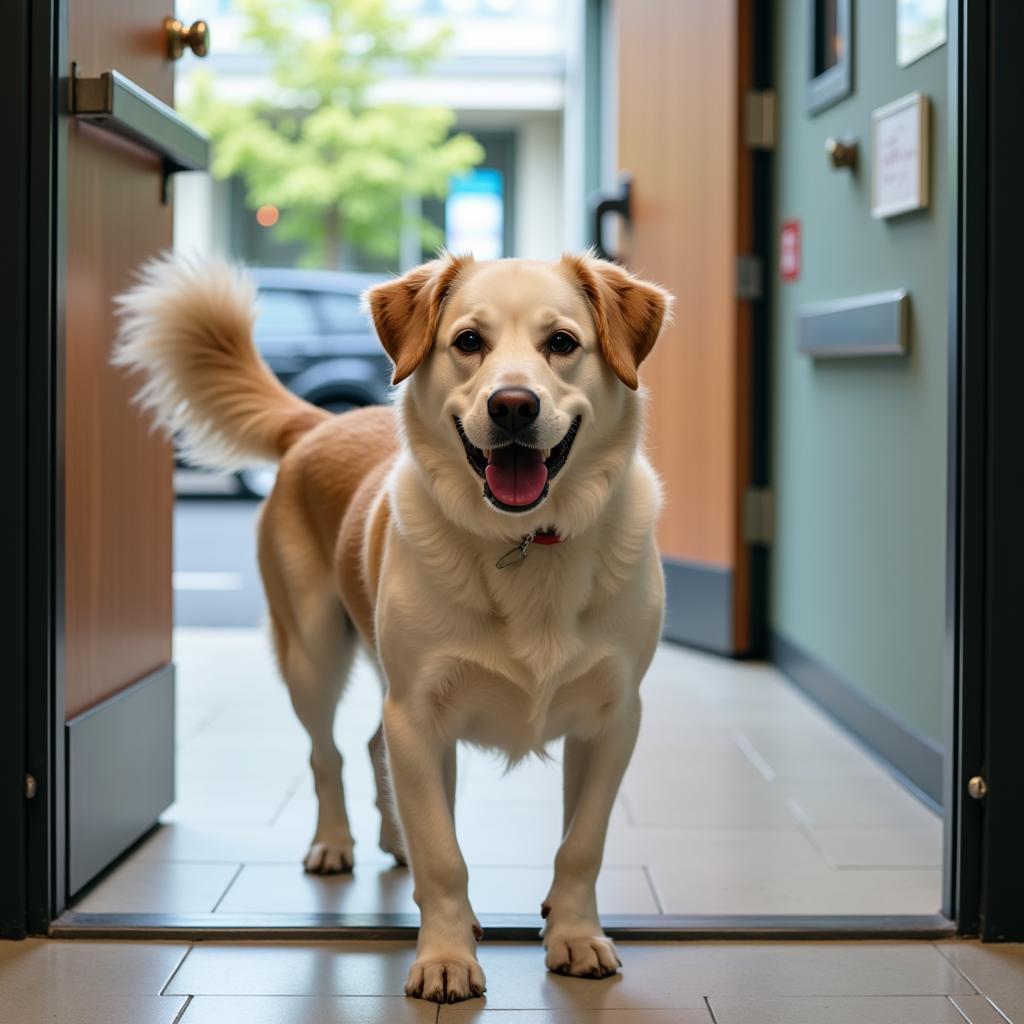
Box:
[318,292,367,333]
[253,289,319,340]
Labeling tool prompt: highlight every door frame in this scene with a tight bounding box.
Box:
[944,0,1024,940]
[2,0,1023,940]
[1,0,69,937]
[0,0,32,943]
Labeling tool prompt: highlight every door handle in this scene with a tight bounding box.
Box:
[589,172,633,262]
[70,66,210,199]
[164,17,210,60]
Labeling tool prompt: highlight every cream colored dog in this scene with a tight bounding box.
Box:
[115,251,672,1003]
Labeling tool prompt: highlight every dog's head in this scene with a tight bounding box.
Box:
[366,252,672,538]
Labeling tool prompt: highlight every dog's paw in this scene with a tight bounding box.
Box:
[544,932,622,979]
[404,955,486,1003]
[303,837,354,874]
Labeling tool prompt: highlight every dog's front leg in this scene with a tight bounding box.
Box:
[542,695,641,978]
[383,696,484,1003]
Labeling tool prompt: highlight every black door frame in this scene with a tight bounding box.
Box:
[0,0,33,943]
[2,0,1023,941]
[945,0,1024,941]
[1,0,67,939]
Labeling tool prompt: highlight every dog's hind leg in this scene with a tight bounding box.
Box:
[368,719,407,866]
[261,490,360,874]
[271,602,358,874]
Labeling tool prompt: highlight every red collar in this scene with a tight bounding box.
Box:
[496,529,564,569]
[532,529,563,545]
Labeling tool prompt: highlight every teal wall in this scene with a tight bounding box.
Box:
[771,2,950,743]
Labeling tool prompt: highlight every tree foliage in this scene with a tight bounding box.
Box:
[186,0,484,266]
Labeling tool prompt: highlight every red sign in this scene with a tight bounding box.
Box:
[780,218,801,282]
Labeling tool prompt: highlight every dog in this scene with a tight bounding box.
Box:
[115,250,672,1002]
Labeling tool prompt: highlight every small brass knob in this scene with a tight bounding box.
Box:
[165,17,210,60]
[825,136,858,170]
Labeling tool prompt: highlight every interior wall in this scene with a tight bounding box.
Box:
[771,2,950,742]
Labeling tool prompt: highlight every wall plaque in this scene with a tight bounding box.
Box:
[872,92,930,219]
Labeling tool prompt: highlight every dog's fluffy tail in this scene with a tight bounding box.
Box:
[113,253,330,471]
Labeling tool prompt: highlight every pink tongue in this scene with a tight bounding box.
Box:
[485,446,548,507]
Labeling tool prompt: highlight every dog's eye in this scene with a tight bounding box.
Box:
[453,330,483,353]
[547,331,579,355]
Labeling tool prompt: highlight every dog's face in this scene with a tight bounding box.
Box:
[367,253,671,537]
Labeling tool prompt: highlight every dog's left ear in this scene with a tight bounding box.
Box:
[365,253,472,384]
[561,252,673,390]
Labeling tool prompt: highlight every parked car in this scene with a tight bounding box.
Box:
[181,267,393,497]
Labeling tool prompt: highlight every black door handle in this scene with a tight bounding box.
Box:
[589,173,632,262]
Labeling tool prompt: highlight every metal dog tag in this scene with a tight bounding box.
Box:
[496,533,535,569]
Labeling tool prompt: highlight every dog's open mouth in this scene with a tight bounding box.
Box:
[454,416,581,513]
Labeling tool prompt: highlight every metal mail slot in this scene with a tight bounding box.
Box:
[798,289,909,357]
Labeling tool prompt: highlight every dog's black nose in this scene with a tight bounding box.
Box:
[487,387,540,435]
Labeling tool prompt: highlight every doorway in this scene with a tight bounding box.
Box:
[4,0,1023,942]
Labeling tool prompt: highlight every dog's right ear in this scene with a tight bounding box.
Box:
[365,254,472,384]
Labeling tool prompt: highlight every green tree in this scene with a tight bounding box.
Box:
[187,0,484,267]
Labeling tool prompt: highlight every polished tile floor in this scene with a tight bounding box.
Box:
[1,938,1022,1023]
[69,628,942,918]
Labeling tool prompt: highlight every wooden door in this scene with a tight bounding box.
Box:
[64,0,178,895]
[612,0,758,655]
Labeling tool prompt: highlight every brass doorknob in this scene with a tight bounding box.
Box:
[165,17,210,60]
[825,137,858,170]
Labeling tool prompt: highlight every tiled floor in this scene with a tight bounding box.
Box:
[69,628,942,918]
[2,938,1022,1023]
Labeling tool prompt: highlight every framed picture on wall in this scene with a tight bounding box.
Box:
[806,0,853,114]
[871,92,930,218]
[898,0,947,67]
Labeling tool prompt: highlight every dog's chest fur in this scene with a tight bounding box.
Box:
[376,468,661,754]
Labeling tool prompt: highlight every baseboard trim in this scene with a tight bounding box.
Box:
[66,664,176,897]
[770,631,943,808]
[661,558,734,655]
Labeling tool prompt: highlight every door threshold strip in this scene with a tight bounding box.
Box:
[51,911,956,942]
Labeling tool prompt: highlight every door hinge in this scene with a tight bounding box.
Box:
[737,254,763,301]
[744,89,776,151]
[744,487,774,545]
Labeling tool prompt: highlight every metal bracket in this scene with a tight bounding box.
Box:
[737,254,764,302]
[743,487,774,545]
[744,89,776,151]
[69,63,210,205]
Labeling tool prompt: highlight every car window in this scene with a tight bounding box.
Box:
[318,291,368,333]
[254,289,319,341]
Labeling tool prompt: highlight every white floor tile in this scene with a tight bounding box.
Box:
[94,629,950,918]
[73,860,240,914]
[180,995,436,1023]
[214,863,657,916]
[804,823,943,868]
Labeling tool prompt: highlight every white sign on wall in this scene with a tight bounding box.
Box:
[871,92,930,220]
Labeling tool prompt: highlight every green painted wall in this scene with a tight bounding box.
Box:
[771,2,949,743]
